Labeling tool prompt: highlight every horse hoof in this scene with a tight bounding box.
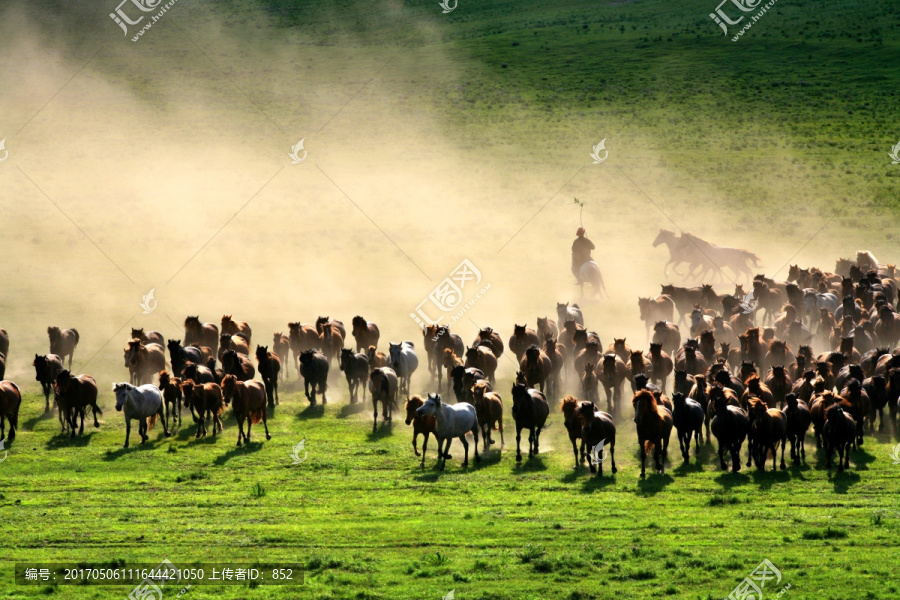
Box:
[123,444,129,448]
[612,467,618,474]
[475,455,481,463]
[266,434,271,440]
[516,454,522,463]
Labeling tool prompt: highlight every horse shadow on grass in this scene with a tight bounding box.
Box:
[713,470,751,490]
[102,435,169,461]
[512,455,547,473]
[213,441,264,466]
[579,473,617,492]
[297,404,325,420]
[23,410,59,432]
[366,422,395,441]
[636,473,674,496]
[338,402,367,419]
[748,467,792,490]
[45,432,96,449]
[828,469,861,493]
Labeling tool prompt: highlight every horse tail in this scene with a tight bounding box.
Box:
[250,407,265,425]
[147,412,158,430]
[72,329,80,344]
[643,440,655,455]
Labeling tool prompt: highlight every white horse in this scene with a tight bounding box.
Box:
[803,289,839,314]
[579,261,608,299]
[113,382,170,448]
[389,341,418,396]
[416,393,481,470]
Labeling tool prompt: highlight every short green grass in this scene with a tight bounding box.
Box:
[2,379,899,599]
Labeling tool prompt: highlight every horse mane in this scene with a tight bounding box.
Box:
[559,395,579,415]
[632,388,657,410]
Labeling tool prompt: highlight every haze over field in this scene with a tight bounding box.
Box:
[1,0,897,387]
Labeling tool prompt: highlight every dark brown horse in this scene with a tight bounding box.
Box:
[536,317,558,342]
[710,385,749,472]
[255,345,281,407]
[511,374,549,462]
[369,367,398,430]
[221,374,270,446]
[181,380,224,438]
[748,398,787,471]
[560,395,588,468]
[351,316,380,352]
[0,380,21,443]
[55,370,101,439]
[543,337,566,400]
[577,401,617,477]
[465,345,498,385]
[299,349,329,405]
[648,343,674,394]
[48,326,79,369]
[783,393,811,465]
[222,349,255,382]
[340,348,369,404]
[218,333,250,362]
[639,296,675,339]
[473,381,504,449]
[318,320,345,366]
[520,345,552,393]
[432,326,465,393]
[33,353,64,415]
[598,353,627,414]
[652,321,681,355]
[184,317,219,357]
[632,389,673,477]
[473,327,505,359]
[823,404,856,471]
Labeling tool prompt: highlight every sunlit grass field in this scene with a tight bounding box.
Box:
[3,378,899,600]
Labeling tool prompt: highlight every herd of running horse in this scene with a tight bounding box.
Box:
[0,249,898,476]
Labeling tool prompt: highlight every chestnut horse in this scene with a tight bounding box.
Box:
[287,322,319,373]
[632,389,673,477]
[184,317,219,357]
[55,370,101,439]
[560,395,588,468]
[48,327,79,369]
[520,345,552,393]
[340,348,369,404]
[33,354,64,414]
[748,398,787,471]
[473,327,505,359]
[509,324,541,362]
[221,349,256,382]
[218,333,250,362]
[131,328,164,347]
[272,333,291,382]
[124,339,166,385]
[158,370,182,428]
[405,395,437,466]
[473,381,504,449]
[465,345,498,386]
[221,315,252,343]
[181,380,224,438]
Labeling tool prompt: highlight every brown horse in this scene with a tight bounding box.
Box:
[627,350,652,392]
[158,370,182,427]
[184,317,219,357]
[577,401,617,477]
[509,324,541,362]
[131,328,165,347]
[648,343,674,394]
[221,374,270,446]
[574,341,602,378]
[299,350,329,405]
[368,345,387,369]
[221,315,252,343]
[652,321,681,355]
[639,296,676,339]
[536,317,558,342]
[287,322,319,373]
[33,353,64,415]
[465,345,497,385]
[0,381,21,443]
[598,353,627,414]
[255,345,281,407]
[764,365,792,408]
[473,381,504,449]
[316,316,346,340]
[632,389,673,477]
[351,316,380,352]
[423,325,440,377]
[181,380,224,438]
[520,344,552,393]
[581,362,600,407]
[511,375,549,462]
[823,404,856,471]
[405,395,437,465]
[48,327,79,369]
[606,338,632,363]
[340,348,369,404]
[783,393,811,465]
[318,321,345,366]
[221,349,256,382]
[710,385,749,472]
[432,326,465,393]
[748,398,787,471]
[473,327,505,359]
[124,339,166,385]
[272,332,291,382]
[543,337,566,400]
[55,370,101,438]
[370,367,398,431]
[218,333,250,362]
[560,395,588,468]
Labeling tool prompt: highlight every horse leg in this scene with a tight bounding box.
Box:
[160,406,170,437]
[439,438,450,471]
[778,439,786,470]
[571,436,580,469]
[236,416,244,446]
[515,426,523,462]
[123,418,131,448]
[639,440,647,478]
[372,401,378,433]
[246,416,252,443]
[473,424,481,464]
[460,435,469,467]
[78,407,85,435]
[718,442,727,470]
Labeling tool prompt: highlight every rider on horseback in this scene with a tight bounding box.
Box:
[571,227,595,284]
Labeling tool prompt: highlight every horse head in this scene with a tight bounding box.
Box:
[112,382,135,412]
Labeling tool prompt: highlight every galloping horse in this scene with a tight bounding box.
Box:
[48,327,79,369]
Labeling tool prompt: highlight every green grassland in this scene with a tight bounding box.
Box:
[2,378,899,600]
